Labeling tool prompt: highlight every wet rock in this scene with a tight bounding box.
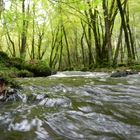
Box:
[27,93,49,102]
[51,71,57,75]
[0,88,25,102]
[0,76,23,102]
[126,70,138,75]
[111,70,138,77]
[111,71,127,77]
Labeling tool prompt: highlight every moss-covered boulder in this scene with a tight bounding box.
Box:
[23,60,51,77]
[0,52,52,77]
[0,51,9,61]
[17,70,34,77]
[0,76,21,101]
[5,57,24,70]
[0,75,21,88]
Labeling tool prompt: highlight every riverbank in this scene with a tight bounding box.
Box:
[0,51,140,79]
[0,51,52,78]
[0,51,52,101]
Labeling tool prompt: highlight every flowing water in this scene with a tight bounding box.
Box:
[0,71,140,140]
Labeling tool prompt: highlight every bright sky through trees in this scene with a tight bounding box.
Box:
[4,0,11,10]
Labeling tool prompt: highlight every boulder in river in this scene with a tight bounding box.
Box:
[0,77,22,102]
[110,70,138,77]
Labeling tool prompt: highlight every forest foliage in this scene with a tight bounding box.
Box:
[0,0,140,71]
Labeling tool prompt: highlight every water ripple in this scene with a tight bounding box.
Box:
[0,72,140,140]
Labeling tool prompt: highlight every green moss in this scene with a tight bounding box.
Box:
[0,53,52,77]
[22,60,51,77]
[0,51,9,60]
[6,57,24,70]
[0,74,21,88]
[17,70,34,77]
[129,64,140,70]
[81,67,89,71]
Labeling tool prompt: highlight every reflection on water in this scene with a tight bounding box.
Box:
[0,72,140,140]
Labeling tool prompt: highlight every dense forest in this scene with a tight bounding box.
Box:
[1,1,140,139]
[0,0,140,71]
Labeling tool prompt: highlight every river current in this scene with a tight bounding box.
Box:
[0,71,140,140]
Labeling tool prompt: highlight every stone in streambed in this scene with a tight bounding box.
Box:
[110,70,138,77]
[0,76,22,102]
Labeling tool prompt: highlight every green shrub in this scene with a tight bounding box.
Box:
[118,63,127,67]
[17,70,34,77]
[0,51,9,64]
[130,64,140,70]
[63,67,74,71]
[81,67,88,71]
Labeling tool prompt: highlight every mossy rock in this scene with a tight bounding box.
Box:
[110,70,138,77]
[0,67,20,78]
[0,53,52,77]
[5,57,24,70]
[17,70,34,77]
[0,51,9,60]
[0,75,21,89]
[23,60,51,77]
[0,51,9,64]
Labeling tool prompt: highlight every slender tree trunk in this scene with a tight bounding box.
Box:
[6,33,16,57]
[85,10,93,67]
[113,25,123,65]
[80,20,86,67]
[4,22,16,57]
[58,25,63,70]
[20,0,29,58]
[37,33,44,60]
[74,29,79,64]
[31,3,35,59]
[126,5,135,60]
[0,0,3,18]
[87,20,93,67]
[102,0,113,66]
[6,35,13,56]
[117,0,132,64]
[88,7,102,66]
[120,39,124,63]
[49,27,60,68]
[62,25,71,68]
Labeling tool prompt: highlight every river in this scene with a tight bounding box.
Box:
[0,71,140,140]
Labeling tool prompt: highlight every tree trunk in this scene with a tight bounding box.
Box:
[113,25,123,65]
[117,0,132,64]
[0,0,3,18]
[126,5,135,60]
[20,0,29,58]
[80,20,86,67]
[49,27,60,68]
[88,7,102,66]
[58,25,63,70]
[31,3,35,59]
[102,0,113,66]
[62,25,71,69]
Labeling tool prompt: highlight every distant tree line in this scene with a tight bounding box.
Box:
[0,0,139,70]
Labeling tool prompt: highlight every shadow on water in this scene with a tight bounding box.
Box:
[0,71,140,140]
